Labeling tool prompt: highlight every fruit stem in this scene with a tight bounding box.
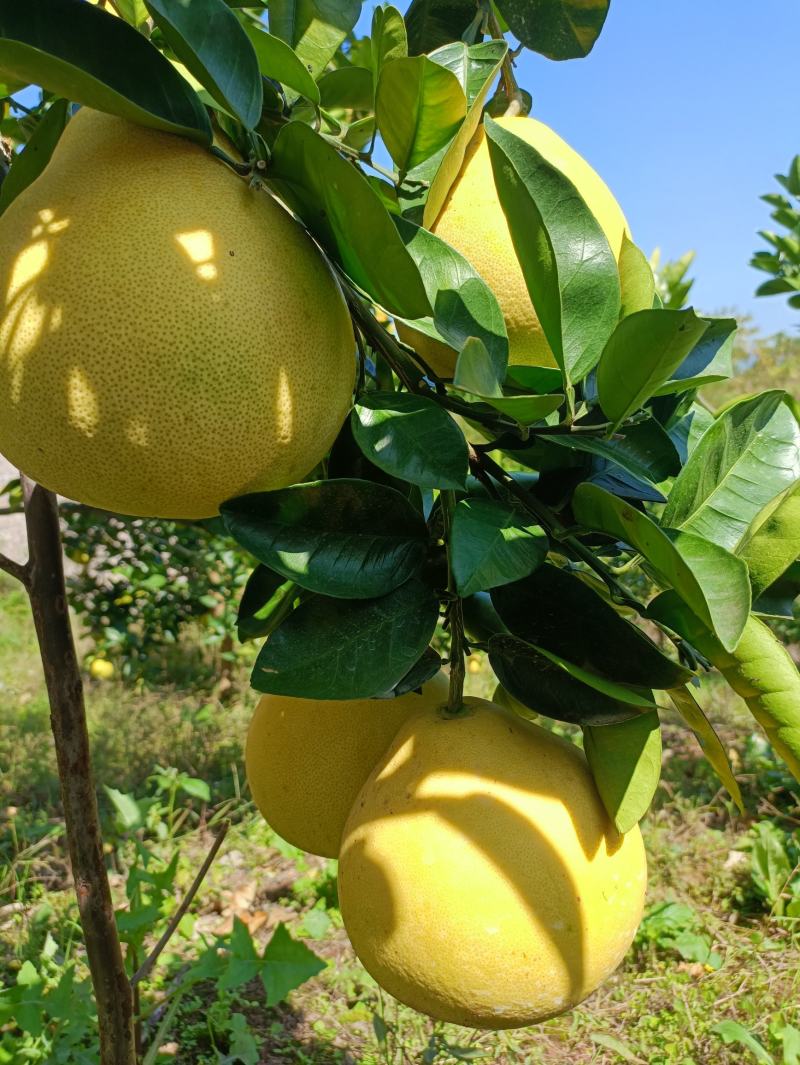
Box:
[486,8,526,116]
[440,490,467,714]
[21,476,137,1065]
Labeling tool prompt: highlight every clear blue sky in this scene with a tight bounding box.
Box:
[360,1,799,337]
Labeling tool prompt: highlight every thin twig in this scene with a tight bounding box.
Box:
[0,552,28,585]
[131,821,230,989]
[486,8,526,116]
[440,490,466,714]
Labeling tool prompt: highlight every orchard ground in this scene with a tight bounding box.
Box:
[0,570,798,1065]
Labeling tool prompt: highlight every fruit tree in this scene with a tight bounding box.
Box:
[0,1,798,1063]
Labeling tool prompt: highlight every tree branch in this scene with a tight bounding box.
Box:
[131,821,229,989]
[21,475,136,1065]
[0,551,28,585]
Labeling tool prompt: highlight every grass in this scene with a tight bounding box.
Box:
[0,574,798,1064]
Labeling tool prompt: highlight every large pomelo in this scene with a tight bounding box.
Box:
[245,673,449,858]
[339,697,647,1028]
[0,108,355,517]
[398,116,628,376]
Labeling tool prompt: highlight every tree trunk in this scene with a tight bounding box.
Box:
[22,477,137,1065]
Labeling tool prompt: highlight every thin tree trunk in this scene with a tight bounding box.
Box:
[22,476,137,1065]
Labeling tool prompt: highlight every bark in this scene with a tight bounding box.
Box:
[22,477,136,1065]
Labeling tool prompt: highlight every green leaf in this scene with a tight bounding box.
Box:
[583,711,662,833]
[268,121,430,318]
[221,480,427,599]
[484,114,620,386]
[618,232,656,318]
[596,308,710,432]
[237,565,296,642]
[394,216,508,381]
[179,776,211,801]
[0,0,211,142]
[488,634,646,726]
[712,1021,774,1065]
[371,4,406,91]
[651,317,736,395]
[662,392,800,552]
[496,0,610,60]
[376,55,465,173]
[244,24,320,104]
[572,483,751,651]
[450,497,547,597]
[404,0,481,55]
[547,418,681,489]
[351,392,468,490]
[0,97,69,217]
[750,821,792,909]
[252,577,440,699]
[103,786,142,830]
[588,1033,641,1064]
[534,644,656,707]
[269,0,361,80]
[668,686,743,811]
[145,0,262,129]
[261,923,326,1005]
[317,65,372,110]
[739,482,800,600]
[421,41,506,227]
[491,564,691,689]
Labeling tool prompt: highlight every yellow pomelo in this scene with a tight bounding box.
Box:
[245,673,449,859]
[339,698,646,1028]
[0,108,355,518]
[398,116,628,376]
[88,657,114,680]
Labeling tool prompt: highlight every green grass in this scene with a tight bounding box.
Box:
[0,576,798,1064]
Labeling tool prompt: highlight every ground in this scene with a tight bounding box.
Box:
[0,571,798,1065]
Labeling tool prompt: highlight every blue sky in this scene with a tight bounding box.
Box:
[360,1,799,337]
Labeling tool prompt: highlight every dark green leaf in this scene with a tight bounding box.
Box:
[651,317,736,395]
[268,121,430,318]
[485,115,620,385]
[753,562,800,618]
[462,590,508,643]
[237,565,296,642]
[252,577,440,699]
[376,56,465,173]
[428,40,507,108]
[491,564,692,689]
[405,0,481,55]
[0,0,211,142]
[668,686,743,811]
[488,634,645,726]
[244,23,320,104]
[596,308,710,432]
[269,0,361,80]
[572,483,751,652]
[382,645,442,696]
[351,392,468,490]
[145,0,262,129]
[0,97,68,216]
[495,0,610,60]
[662,392,800,552]
[505,365,563,393]
[221,479,427,598]
[394,216,508,381]
[450,497,548,597]
[261,923,326,1006]
[548,418,681,488]
[583,711,662,832]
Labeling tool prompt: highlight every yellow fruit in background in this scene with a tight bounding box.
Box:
[245,673,449,859]
[89,658,114,680]
[399,117,628,376]
[0,108,355,518]
[339,698,646,1029]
